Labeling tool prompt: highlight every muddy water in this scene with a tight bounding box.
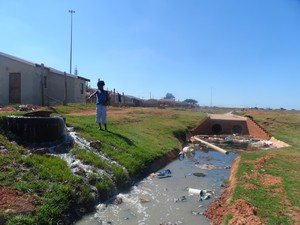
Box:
[76,147,238,225]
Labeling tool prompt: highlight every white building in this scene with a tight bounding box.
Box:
[0,51,90,106]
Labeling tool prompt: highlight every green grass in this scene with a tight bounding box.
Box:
[0,129,92,224]
[230,110,300,224]
[1,105,299,224]
[0,104,204,224]
[64,106,204,176]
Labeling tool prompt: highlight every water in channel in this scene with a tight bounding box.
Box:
[76,146,239,225]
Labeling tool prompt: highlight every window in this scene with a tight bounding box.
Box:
[80,83,84,94]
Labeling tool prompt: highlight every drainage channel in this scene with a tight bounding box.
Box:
[76,146,239,225]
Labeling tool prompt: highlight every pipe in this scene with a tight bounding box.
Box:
[192,137,229,155]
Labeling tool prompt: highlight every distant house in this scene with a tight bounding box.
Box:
[123,94,142,106]
[0,51,90,106]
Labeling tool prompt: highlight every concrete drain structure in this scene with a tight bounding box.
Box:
[191,114,270,140]
[6,111,66,143]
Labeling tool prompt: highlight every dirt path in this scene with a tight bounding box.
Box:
[68,108,132,116]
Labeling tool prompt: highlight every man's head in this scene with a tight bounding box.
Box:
[97,80,105,90]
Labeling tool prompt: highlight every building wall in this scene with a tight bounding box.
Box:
[0,55,11,104]
[45,71,65,105]
[0,53,89,106]
[73,78,87,103]
[0,54,42,105]
[45,72,86,104]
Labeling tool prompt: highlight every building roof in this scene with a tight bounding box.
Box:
[208,114,247,121]
[0,51,90,82]
[0,51,36,67]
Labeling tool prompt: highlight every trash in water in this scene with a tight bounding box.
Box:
[179,152,185,160]
[191,210,203,216]
[112,197,123,205]
[188,188,202,195]
[156,169,172,178]
[224,136,233,142]
[183,146,195,153]
[199,191,211,201]
[192,172,206,177]
[195,163,217,170]
[188,188,213,201]
[139,197,150,203]
[174,195,187,203]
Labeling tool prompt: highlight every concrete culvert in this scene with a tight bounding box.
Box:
[212,124,222,134]
[232,125,242,134]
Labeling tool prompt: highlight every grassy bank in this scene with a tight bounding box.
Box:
[229,110,300,224]
[1,105,299,224]
[0,104,204,224]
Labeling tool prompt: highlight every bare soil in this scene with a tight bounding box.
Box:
[0,187,38,214]
[68,107,173,118]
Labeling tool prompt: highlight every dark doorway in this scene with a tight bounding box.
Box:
[9,73,21,104]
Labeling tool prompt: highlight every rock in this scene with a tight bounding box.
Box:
[0,149,8,154]
[90,140,102,148]
[139,197,150,203]
[112,197,123,205]
[191,210,202,215]
[54,145,67,153]
[174,196,187,203]
[193,172,206,177]
[5,209,17,213]
[30,148,48,155]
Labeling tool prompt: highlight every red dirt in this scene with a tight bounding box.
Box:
[69,109,131,116]
[205,154,300,225]
[259,174,282,186]
[68,107,173,117]
[204,156,265,224]
[0,107,16,112]
[0,187,38,214]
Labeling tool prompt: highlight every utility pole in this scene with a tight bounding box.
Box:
[63,72,67,105]
[69,9,75,74]
[210,87,213,107]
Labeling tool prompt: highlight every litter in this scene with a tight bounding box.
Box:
[192,172,206,177]
[188,188,213,201]
[188,188,202,195]
[174,196,187,203]
[224,136,233,142]
[183,146,195,153]
[156,169,172,178]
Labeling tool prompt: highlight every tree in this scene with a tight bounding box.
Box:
[165,93,175,99]
[184,99,198,105]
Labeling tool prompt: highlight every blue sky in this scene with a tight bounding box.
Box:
[1,0,299,109]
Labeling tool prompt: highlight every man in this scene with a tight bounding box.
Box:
[89,80,109,130]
